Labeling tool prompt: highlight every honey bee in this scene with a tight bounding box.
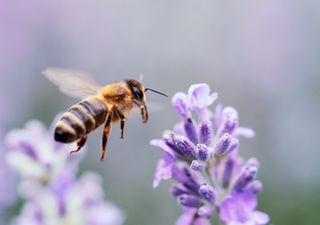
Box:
[43,68,167,161]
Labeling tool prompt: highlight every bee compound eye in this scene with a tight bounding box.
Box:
[133,86,143,100]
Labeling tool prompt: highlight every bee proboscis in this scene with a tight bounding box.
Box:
[43,68,167,161]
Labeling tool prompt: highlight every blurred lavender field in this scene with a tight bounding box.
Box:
[1,0,320,224]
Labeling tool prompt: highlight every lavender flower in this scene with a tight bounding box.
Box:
[5,117,125,225]
[11,172,124,225]
[0,135,17,225]
[5,118,80,186]
[151,84,269,225]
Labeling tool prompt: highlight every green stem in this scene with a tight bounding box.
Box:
[204,167,215,187]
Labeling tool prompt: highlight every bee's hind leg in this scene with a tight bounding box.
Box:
[115,107,126,139]
[101,113,112,161]
[69,135,87,155]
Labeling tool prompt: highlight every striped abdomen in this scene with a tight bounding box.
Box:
[54,97,108,143]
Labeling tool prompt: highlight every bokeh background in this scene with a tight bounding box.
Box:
[1,0,320,224]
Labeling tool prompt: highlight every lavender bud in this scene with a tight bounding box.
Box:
[247,158,260,168]
[171,186,189,197]
[172,165,188,183]
[222,157,234,189]
[196,144,209,161]
[247,180,263,194]
[182,168,201,194]
[184,118,198,144]
[178,194,203,208]
[174,135,197,160]
[215,133,239,157]
[222,107,239,121]
[163,133,183,157]
[172,92,189,119]
[233,161,259,191]
[199,120,213,145]
[199,184,216,203]
[215,133,231,154]
[190,160,205,171]
[221,119,238,135]
[198,204,214,217]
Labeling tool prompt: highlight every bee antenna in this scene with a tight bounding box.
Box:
[139,74,144,82]
[145,88,168,97]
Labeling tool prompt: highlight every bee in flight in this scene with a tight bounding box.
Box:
[43,68,167,161]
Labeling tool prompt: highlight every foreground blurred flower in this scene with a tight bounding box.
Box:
[5,118,80,186]
[151,84,269,225]
[12,172,124,225]
[5,117,125,225]
[0,135,17,225]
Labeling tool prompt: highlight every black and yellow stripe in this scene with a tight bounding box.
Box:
[55,97,108,143]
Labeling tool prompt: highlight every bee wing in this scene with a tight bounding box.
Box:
[43,67,102,99]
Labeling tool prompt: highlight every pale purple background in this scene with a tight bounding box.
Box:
[0,0,319,224]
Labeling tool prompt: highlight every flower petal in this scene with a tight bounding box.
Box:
[175,208,197,225]
[234,127,255,138]
[150,139,176,160]
[252,211,270,225]
[153,159,174,188]
[187,83,217,110]
[172,92,189,119]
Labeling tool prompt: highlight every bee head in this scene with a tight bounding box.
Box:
[125,79,145,101]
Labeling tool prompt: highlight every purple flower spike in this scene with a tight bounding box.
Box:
[187,84,217,111]
[178,194,203,208]
[199,184,216,203]
[172,92,189,120]
[151,83,269,224]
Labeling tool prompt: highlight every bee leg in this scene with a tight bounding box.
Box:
[69,135,87,155]
[101,113,112,161]
[115,107,126,139]
[133,99,149,123]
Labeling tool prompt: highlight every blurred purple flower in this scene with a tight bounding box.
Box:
[12,172,124,225]
[5,117,80,185]
[151,84,269,225]
[4,116,125,225]
[220,191,269,225]
[0,134,17,225]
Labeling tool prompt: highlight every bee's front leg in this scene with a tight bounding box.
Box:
[133,99,148,123]
[101,113,112,161]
